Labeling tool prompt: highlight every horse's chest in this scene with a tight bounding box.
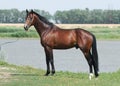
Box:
[41,34,56,48]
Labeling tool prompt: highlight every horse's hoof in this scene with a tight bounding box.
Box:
[49,71,55,76]
[51,72,55,76]
[51,73,54,76]
[89,73,94,80]
[44,72,50,76]
[44,74,49,76]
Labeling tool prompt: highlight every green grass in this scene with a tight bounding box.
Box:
[0,61,120,86]
[86,26,120,40]
[0,25,120,40]
[0,26,39,38]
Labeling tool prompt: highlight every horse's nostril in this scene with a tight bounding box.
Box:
[24,25,28,31]
[24,26,26,29]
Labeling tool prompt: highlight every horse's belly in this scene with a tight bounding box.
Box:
[53,36,76,49]
[53,41,76,49]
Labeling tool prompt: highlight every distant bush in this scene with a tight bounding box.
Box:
[11,31,39,38]
[0,26,39,38]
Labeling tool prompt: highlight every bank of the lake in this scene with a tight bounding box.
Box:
[0,61,120,86]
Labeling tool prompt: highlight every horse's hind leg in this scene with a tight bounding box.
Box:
[83,51,94,80]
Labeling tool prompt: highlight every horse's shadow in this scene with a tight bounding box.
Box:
[10,73,39,76]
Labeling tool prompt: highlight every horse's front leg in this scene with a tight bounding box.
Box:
[44,46,55,76]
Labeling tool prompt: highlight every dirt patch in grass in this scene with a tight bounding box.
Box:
[0,67,16,79]
[0,72,11,79]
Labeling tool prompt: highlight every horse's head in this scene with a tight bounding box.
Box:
[24,9,35,31]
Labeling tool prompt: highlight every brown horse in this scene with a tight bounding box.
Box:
[24,10,99,79]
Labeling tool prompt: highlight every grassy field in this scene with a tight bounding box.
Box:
[0,61,120,86]
[0,25,39,38]
[0,24,120,86]
[0,24,120,40]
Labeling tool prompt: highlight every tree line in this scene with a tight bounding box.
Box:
[0,8,120,24]
[0,9,52,23]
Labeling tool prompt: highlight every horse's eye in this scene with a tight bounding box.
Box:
[30,17,32,20]
[28,16,32,21]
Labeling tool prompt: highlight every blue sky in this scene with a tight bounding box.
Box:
[0,0,120,14]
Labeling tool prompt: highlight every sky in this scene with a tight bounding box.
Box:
[0,0,120,14]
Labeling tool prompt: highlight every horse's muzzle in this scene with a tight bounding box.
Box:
[24,24,29,31]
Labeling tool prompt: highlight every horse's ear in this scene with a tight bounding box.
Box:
[26,9,29,14]
[31,9,34,13]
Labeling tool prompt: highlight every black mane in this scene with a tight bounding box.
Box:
[31,11,53,27]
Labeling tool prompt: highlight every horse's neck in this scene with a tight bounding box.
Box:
[34,19,50,37]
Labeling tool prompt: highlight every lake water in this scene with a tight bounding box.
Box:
[0,39,120,73]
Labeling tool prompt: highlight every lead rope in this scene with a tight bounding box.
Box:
[0,38,19,61]
[0,38,19,51]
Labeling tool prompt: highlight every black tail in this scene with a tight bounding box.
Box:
[92,35,99,72]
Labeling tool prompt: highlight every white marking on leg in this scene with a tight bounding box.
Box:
[89,73,94,80]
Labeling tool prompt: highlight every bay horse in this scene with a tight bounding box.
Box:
[24,10,99,79]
